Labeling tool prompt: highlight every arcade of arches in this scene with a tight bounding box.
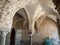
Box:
[0,0,60,45]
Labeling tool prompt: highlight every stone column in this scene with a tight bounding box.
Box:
[0,27,11,45]
[1,32,6,45]
[15,30,22,45]
[0,32,2,45]
[0,31,8,45]
[5,32,11,45]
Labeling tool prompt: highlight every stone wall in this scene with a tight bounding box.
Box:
[0,0,58,32]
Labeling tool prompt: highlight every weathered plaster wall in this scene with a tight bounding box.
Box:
[0,0,58,31]
[0,0,39,31]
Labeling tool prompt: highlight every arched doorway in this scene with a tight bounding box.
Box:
[12,8,30,45]
[5,8,30,45]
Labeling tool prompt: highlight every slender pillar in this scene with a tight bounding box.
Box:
[29,30,32,45]
[15,30,22,45]
[0,31,8,45]
[0,32,2,45]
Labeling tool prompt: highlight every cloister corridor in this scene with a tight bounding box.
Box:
[0,0,60,45]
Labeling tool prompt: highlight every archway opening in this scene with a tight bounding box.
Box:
[12,8,30,45]
[5,8,30,45]
[10,28,15,45]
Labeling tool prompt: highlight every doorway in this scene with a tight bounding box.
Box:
[10,28,16,45]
